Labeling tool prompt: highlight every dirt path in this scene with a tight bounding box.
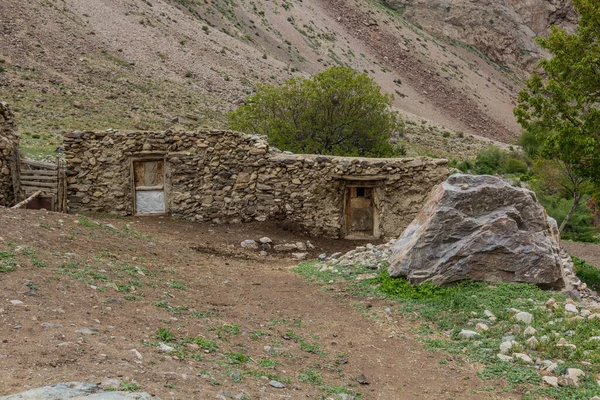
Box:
[562,241,600,267]
[0,210,513,399]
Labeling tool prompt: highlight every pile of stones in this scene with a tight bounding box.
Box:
[317,241,394,272]
[240,237,314,260]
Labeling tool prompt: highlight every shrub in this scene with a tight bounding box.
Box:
[228,66,404,157]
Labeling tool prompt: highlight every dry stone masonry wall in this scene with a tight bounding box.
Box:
[0,101,19,207]
[63,130,448,238]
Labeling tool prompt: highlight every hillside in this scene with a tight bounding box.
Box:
[0,0,530,160]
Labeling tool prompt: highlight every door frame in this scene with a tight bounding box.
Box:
[130,155,168,216]
[341,180,381,239]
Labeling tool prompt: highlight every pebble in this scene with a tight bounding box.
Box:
[565,303,579,313]
[458,330,479,339]
[159,343,174,352]
[526,336,539,349]
[523,326,537,336]
[41,323,62,328]
[515,312,533,324]
[75,328,97,335]
[513,353,533,364]
[475,323,489,332]
[269,380,285,389]
[496,354,513,362]
[10,300,23,305]
[542,376,558,387]
[259,237,272,244]
[240,240,258,249]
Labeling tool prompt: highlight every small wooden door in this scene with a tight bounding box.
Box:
[133,160,165,215]
[345,187,375,238]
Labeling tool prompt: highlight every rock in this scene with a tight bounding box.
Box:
[273,243,298,252]
[292,252,308,260]
[523,326,537,336]
[241,240,258,249]
[130,349,143,360]
[9,300,23,305]
[497,354,513,362]
[459,329,479,339]
[565,303,579,313]
[558,376,577,387]
[75,328,98,335]
[542,376,559,387]
[388,175,566,288]
[0,382,157,399]
[546,298,556,309]
[259,237,272,244]
[515,312,534,324]
[513,353,533,364]
[269,380,285,389]
[500,341,516,355]
[41,322,62,328]
[159,343,174,352]
[318,253,327,261]
[475,323,489,332]
[565,368,585,386]
[526,336,539,349]
[356,374,369,385]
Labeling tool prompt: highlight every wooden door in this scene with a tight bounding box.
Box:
[133,160,165,215]
[345,187,374,238]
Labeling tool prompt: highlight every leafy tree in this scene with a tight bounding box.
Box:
[514,0,600,231]
[228,66,403,157]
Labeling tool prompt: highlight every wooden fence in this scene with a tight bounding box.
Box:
[19,158,67,212]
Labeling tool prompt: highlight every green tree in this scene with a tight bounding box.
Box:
[228,66,403,157]
[514,0,600,231]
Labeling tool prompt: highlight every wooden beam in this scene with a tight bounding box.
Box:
[20,175,59,181]
[333,175,388,181]
[21,159,57,169]
[12,191,42,209]
[18,181,57,188]
[21,186,58,194]
[19,169,57,176]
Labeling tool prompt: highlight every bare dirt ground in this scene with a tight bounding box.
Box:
[562,241,600,268]
[0,209,520,399]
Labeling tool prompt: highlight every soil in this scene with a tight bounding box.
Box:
[0,209,518,399]
[562,241,600,268]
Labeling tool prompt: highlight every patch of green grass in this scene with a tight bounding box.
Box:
[194,337,219,352]
[156,328,175,342]
[167,280,187,290]
[225,352,250,365]
[573,256,600,292]
[191,310,216,319]
[298,368,323,385]
[258,358,276,369]
[0,249,17,272]
[119,382,141,391]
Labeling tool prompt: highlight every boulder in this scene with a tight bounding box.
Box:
[389,174,565,289]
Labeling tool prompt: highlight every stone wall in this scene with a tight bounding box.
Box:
[0,101,19,207]
[63,130,448,239]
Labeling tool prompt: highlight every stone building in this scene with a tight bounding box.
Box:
[63,130,449,239]
[0,101,19,207]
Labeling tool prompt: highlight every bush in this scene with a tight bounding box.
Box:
[228,66,403,157]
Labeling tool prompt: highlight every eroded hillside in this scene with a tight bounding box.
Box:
[1,0,530,159]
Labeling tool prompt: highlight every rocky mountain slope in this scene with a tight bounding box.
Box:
[0,0,561,159]
[383,0,577,74]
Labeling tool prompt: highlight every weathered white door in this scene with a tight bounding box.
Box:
[133,160,165,215]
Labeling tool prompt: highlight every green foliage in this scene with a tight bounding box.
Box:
[119,382,141,392]
[457,146,531,176]
[573,256,600,292]
[228,66,404,157]
[514,0,600,186]
[0,250,17,273]
[532,179,599,243]
[156,327,175,342]
[194,337,219,352]
[298,368,323,385]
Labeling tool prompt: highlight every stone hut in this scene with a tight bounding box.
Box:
[63,130,449,239]
[0,101,19,207]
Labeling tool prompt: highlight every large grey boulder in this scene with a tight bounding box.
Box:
[388,174,565,289]
[0,382,157,400]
